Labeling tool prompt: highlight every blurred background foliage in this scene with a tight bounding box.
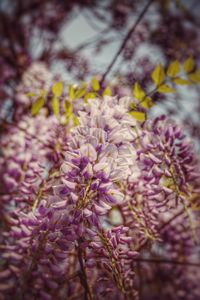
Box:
[0,0,200,142]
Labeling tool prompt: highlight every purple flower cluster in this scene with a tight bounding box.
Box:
[0,94,200,299]
[16,62,53,106]
[138,115,199,208]
[88,226,138,298]
[0,113,67,216]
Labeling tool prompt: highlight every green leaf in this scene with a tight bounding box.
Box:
[69,85,75,100]
[130,102,137,110]
[103,87,112,96]
[92,77,100,92]
[188,71,200,83]
[65,100,73,117]
[140,97,153,109]
[129,111,146,122]
[52,97,60,117]
[173,78,192,85]
[74,87,87,99]
[157,84,176,93]
[184,56,195,73]
[133,82,146,100]
[52,81,63,97]
[84,92,97,101]
[151,64,165,86]
[31,97,45,116]
[73,115,80,126]
[167,60,180,77]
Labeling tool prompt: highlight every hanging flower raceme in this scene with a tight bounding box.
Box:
[119,114,200,247]
[0,112,68,218]
[87,226,138,299]
[0,96,140,299]
[0,93,200,300]
[137,115,199,209]
[16,62,53,111]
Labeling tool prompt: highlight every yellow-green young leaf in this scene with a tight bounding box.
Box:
[74,87,87,99]
[69,85,75,100]
[151,64,165,86]
[52,97,60,117]
[189,71,200,83]
[103,86,112,96]
[140,97,153,109]
[184,56,195,73]
[65,100,73,117]
[31,97,45,116]
[52,81,63,97]
[92,77,100,92]
[157,84,176,93]
[26,92,38,97]
[130,102,137,110]
[129,111,146,122]
[173,78,192,85]
[167,60,180,77]
[133,82,146,100]
[84,92,97,101]
[73,115,80,126]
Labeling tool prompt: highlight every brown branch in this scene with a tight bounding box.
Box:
[77,242,93,300]
[134,257,200,267]
[159,208,185,231]
[136,261,143,300]
[100,0,154,85]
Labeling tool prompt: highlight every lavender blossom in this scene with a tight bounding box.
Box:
[0,95,199,300]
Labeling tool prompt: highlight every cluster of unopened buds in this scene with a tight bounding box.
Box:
[0,66,200,300]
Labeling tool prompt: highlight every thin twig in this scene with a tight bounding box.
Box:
[77,242,93,300]
[159,208,185,231]
[100,0,154,85]
[134,257,200,267]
